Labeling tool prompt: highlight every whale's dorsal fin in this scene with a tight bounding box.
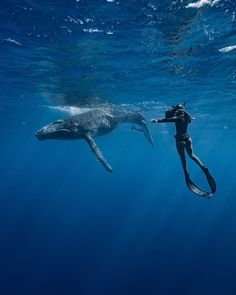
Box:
[84,133,113,172]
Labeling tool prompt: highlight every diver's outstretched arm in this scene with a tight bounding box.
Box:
[151,119,159,123]
[151,116,181,123]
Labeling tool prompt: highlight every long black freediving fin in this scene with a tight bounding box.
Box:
[203,168,217,194]
[185,168,216,198]
[185,177,213,198]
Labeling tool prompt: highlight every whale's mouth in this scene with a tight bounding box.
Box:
[35,120,72,140]
[35,128,71,140]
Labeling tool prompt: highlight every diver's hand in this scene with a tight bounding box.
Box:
[151,118,159,123]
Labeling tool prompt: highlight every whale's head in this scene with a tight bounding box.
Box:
[35,119,78,140]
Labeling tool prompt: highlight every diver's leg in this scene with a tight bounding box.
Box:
[185,138,205,169]
[176,141,189,178]
[186,138,216,194]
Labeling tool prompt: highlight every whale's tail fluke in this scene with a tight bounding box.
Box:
[120,112,154,146]
[140,119,154,146]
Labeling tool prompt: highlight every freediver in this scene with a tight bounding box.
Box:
[151,104,216,197]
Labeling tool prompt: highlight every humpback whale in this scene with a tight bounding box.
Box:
[35,109,153,172]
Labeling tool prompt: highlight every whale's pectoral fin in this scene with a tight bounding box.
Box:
[84,133,113,172]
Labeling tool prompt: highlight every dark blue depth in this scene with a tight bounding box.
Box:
[0,1,236,294]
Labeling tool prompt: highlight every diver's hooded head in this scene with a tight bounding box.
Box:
[165,103,186,118]
[173,104,185,115]
[174,104,185,110]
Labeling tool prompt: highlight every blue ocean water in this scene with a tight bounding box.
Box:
[1,0,236,294]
